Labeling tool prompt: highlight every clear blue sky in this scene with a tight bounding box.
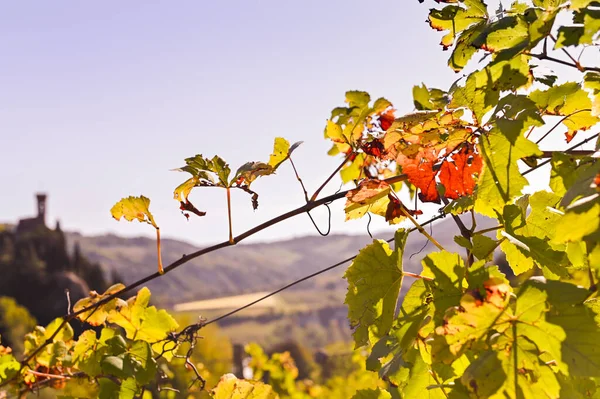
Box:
[0,0,568,246]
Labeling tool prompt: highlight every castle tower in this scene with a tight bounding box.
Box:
[36,193,47,225]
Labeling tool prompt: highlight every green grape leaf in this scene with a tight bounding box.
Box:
[72,283,126,326]
[443,195,474,215]
[421,251,466,325]
[45,318,74,343]
[498,203,569,276]
[126,341,157,385]
[573,7,600,45]
[428,0,488,50]
[494,94,545,136]
[98,378,120,399]
[72,330,97,362]
[268,137,301,169]
[107,287,178,343]
[555,26,584,48]
[459,282,565,398]
[391,348,448,399]
[584,71,600,116]
[525,8,559,47]
[110,196,158,229]
[474,127,541,217]
[412,84,449,110]
[559,160,600,207]
[434,277,512,360]
[449,21,486,71]
[451,70,498,124]
[554,202,600,244]
[530,82,599,142]
[452,56,532,123]
[211,374,279,399]
[101,355,128,379]
[59,377,99,398]
[345,230,408,348]
[0,351,19,383]
[473,15,530,53]
[339,153,366,183]
[471,234,499,261]
[352,389,392,399]
[517,279,600,377]
[119,377,139,399]
[550,152,580,197]
[371,278,433,380]
[346,90,371,108]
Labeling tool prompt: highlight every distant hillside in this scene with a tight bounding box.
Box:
[65,214,497,306]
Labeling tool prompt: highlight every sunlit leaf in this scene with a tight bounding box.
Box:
[345,230,408,348]
[211,374,279,399]
[428,0,488,50]
[73,283,126,326]
[475,127,541,217]
[110,196,158,229]
[107,287,178,344]
[344,180,391,220]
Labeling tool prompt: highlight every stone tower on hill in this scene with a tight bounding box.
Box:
[16,193,47,234]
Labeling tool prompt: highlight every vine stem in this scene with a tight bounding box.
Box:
[523,132,600,176]
[27,370,69,380]
[403,271,433,281]
[550,34,584,71]
[528,52,600,73]
[310,152,353,201]
[156,228,164,274]
[400,206,445,251]
[474,225,504,235]
[226,187,234,244]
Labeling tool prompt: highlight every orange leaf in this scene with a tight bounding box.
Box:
[345,179,390,204]
[403,159,440,203]
[438,147,482,199]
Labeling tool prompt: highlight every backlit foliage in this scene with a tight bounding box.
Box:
[1,0,600,398]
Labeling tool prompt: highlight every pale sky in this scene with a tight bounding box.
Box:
[0,1,593,246]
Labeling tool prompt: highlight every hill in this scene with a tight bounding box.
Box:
[65,214,497,307]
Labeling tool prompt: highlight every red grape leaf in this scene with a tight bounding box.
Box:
[402,157,440,203]
[438,147,483,199]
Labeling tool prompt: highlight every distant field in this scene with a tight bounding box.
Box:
[173,291,281,312]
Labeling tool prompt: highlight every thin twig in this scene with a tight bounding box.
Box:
[528,52,600,73]
[156,227,164,274]
[27,370,69,380]
[550,34,584,71]
[523,132,600,176]
[288,156,309,203]
[226,188,234,244]
[65,289,71,316]
[474,225,504,235]
[535,109,591,145]
[400,206,445,251]
[310,152,353,201]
